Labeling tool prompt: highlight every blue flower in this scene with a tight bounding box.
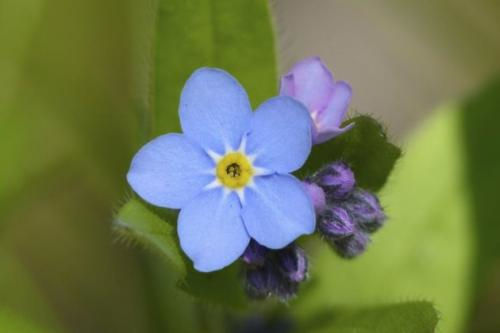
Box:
[127,68,316,272]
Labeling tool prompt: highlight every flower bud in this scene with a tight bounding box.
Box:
[242,240,268,266]
[274,278,298,301]
[330,231,370,258]
[312,162,355,200]
[280,57,353,144]
[245,264,298,300]
[318,206,355,238]
[245,266,272,299]
[276,245,308,283]
[343,189,386,233]
[302,181,326,212]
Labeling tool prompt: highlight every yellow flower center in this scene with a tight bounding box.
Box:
[216,152,253,189]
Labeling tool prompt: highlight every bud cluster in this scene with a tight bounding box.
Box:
[242,240,308,301]
[241,162,385,301]
[305,161,386,258]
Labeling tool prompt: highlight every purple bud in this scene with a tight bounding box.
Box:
[330,231,370,258]
[242,240,268,266]
[274,279,298,301]
[245,264,298,301]
[343,189,386,233]
[318,206,355,238]
[245,267,273,299]
[302,182,326,212]
[277,245,308,283]
[313,162,355,200]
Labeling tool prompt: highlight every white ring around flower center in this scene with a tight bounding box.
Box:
[203,136,271,203]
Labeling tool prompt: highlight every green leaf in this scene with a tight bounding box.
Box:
[297,116,401,191]
[299,301,439,333]
[460,77,500,331]
[153,0,277,135]
[113,198,187,277]
[138,254,228,333]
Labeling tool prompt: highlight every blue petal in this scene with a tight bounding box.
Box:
[241,174,315,249]
[178,189,250,272]
[127,134,214,209]
[246,96,312,173]
[179,68,252,154]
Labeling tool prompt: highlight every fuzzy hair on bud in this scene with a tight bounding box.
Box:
[311,161,355,200]
[329,231,370,259]
[318,206,355,238]
[277,245,308,283]
[343,189,386,233]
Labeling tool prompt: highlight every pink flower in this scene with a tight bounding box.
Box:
[280,57,353,144]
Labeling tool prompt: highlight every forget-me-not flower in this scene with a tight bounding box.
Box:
[127,68,316,272]
[280,57,353,144]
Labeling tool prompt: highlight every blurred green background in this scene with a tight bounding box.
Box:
[1,0,499,332]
